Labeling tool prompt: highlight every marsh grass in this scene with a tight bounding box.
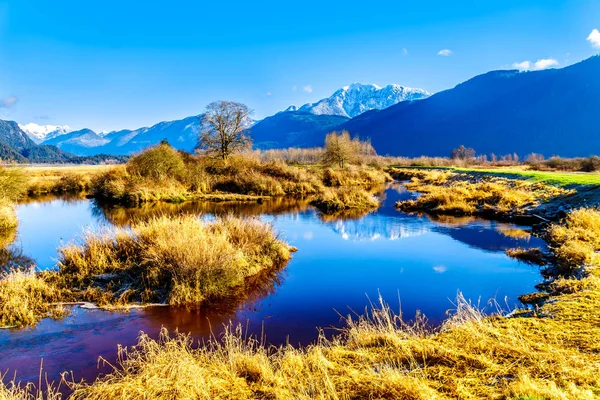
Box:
[24,165,114,196]
[90,144,390,211]
[0,269,66,328]
[310,186,380,214]
[56,214,293,307]
[393,168,571,218]
[64,285,600,399]
[506,247,548,266]
[547,207,600,275]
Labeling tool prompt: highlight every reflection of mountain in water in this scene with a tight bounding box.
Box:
[327,213,430,241]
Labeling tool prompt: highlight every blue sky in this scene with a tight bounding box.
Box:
[0,0,599,132]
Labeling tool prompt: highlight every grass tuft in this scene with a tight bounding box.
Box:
[56,214,293,307]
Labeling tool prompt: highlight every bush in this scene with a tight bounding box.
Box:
[580,156,600,172]
[127,143,186,181]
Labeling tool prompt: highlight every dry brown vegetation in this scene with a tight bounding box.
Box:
[55,214,293,307]
[91,143,390,213]
[505,247,548,266]
[23,165,115,196]
[0,269,66,328]
[393,168,571,218]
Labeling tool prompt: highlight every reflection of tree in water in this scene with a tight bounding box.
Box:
[92,197,314,226]
[17,193,88,206]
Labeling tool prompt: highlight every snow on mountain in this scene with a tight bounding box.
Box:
[18,123,72,144]
[289,83,431,118]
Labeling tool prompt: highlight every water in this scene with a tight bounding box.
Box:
[2,185,546,384]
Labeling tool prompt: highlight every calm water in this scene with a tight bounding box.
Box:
[1,185,546,384]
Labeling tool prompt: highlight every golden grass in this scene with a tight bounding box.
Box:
[393,168,571,218]
[310,186,380,214]
[506,247,547,266]
[91,145,390,214]
[0,200,18,234]
[56,214,293,307]
[23,165,115,196]
[66,284,600,399]
[548,207,600,275]
[0,269,66,328]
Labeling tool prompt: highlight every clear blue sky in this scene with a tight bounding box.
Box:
[0,0,599,132]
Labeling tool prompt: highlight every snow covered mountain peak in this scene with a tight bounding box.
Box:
[19,123,72,144]
[290,83,430,118]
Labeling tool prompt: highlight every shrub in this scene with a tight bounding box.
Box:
[127,143,186,181]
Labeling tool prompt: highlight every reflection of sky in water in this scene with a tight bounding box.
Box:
[4,186,546,384]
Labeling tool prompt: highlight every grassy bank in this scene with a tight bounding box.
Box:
[91,143,390,213]
[392,168,572,219]
[453,166,600,187]
[19,208,589,399]
[55,214,293,307]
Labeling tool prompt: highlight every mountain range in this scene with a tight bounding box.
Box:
[336,55,600,157]
[7,56,600,159]
[283,83,430,118]
[18,123,72,144]
[25,83,424,156]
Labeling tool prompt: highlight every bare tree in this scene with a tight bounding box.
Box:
[197,101,253,160]
[451,145,476,160]
[322,130,375,168]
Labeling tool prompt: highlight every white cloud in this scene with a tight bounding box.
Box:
[303,85,313,93]
[402,48,408,55]
[437,49,452,56]
[0,95,18,109]
[433,265,447,273]
[534,58,559,69]
[512,58,558,71]
[266,91,272,97]
[588,28,600,49]
[512,61,531,70]
[292,85,297,91]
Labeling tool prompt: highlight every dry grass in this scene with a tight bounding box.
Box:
[311,186,380,215]
[0,269,66,328]
[56,214,293,307]
[23,165,115,196]
[506,247,548,266]
[0,200,18,234]
[393,168,571,218]
[548,207,600,275]
[91,145,390,213]
[66,283,600,399]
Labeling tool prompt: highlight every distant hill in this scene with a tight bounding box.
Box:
[0,119,117,163]
[42,115,202,156]
[43,129,111,155]
[336,56,600,157]
[250,112,350,149]
[19,123,71,144]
